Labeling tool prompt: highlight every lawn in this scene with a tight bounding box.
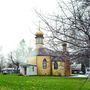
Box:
[0,74,90,90]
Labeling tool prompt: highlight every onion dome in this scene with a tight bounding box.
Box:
[35,30,44,37]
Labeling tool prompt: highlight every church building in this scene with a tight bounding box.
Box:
[20,28,71,76]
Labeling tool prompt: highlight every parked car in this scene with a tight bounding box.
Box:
[1,68,16,74]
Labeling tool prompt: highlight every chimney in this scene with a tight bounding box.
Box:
[62,43,67,52]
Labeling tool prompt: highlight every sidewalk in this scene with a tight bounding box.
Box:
[70,74,88,78]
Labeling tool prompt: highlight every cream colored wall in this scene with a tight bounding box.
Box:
[27,56,37,65]
[52,61,65,76]
[36,56,51,75]
[36,44,43,49]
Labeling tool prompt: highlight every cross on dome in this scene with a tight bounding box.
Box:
[35,21,44,37]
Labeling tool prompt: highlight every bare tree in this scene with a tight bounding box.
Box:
[35,0,90,67]
[7,52,19,73]
[0,56,5,72]
[8,39,31,73]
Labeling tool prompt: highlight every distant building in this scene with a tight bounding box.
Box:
[20,28,71,76]
[71,63,82,74]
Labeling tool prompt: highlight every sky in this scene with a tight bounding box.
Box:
[0,0,57,55]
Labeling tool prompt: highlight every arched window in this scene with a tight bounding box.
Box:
[54,61,58,69]
[42,59,47,69]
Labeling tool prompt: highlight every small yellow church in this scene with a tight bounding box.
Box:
[20,28,71,76]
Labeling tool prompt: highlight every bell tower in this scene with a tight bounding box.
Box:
[35,24,44,49]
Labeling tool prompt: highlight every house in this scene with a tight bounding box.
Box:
[20,27,71,76]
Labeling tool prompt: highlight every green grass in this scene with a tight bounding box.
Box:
[0,74,90,90]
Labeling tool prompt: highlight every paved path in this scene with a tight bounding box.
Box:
[70,74,88,78]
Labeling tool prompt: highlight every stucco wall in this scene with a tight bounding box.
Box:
[36,56,51,75]
[52,61,65,76]
[27,56,37,64]
[27,55,71,76]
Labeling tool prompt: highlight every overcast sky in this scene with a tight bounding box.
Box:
[0,0,57,55]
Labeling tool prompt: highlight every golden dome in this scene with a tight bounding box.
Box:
[35,30,44,37]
